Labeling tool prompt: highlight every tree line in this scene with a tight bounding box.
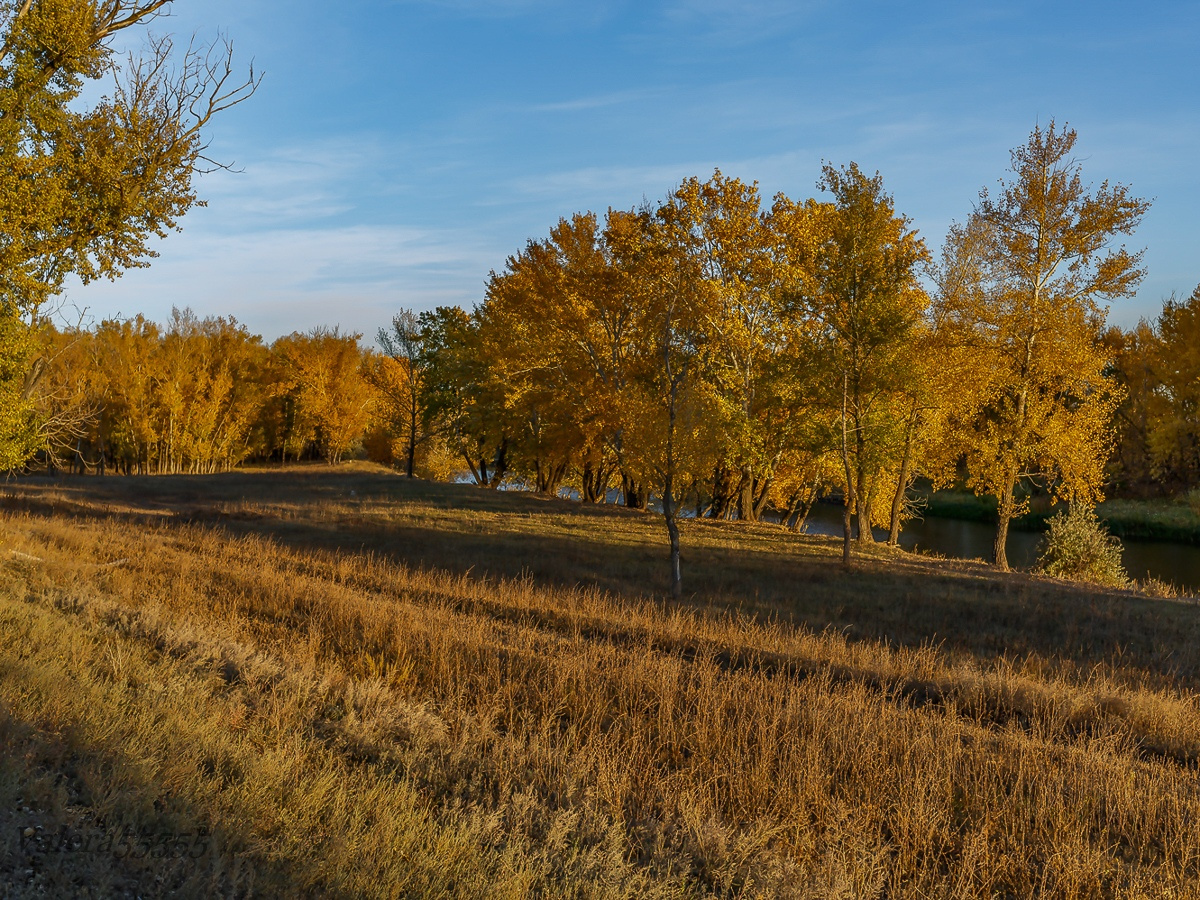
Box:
[31,310,377,474]
[18,122,1200,597]
[0,8,1193,594]
[0,0,256,466]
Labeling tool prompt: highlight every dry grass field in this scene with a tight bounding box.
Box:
[2,463,1200,898]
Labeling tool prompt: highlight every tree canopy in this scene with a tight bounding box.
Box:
[12,117,1185,593]
[935,122,1149,569]
[0,0,257,467]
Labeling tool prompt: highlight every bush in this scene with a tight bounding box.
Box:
[1036,505,1129,588]
[1185,487,1200,517]
[1140,577,1180,599]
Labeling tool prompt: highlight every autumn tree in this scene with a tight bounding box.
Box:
[0,1,257,468]
[800,163,930,561]
[626,188,728,599]
[938,122,1148,569]
[273,328,372,464]
[0,314,38,468]
[370,309,434,478]
[21,317,97,471]
[154,310,271,473]
[1109,288,1200,493]
[89,315,160,472]
[670,173,776,522]
[1105,320,1161,494]
[418,306,509,486]
[45,310,272,474]
[762,196,842,532]
[530,210,649,504]
[1145,289,1200,490]
[477,209,666,504]
[480,238,589,495]
[882,318,948,546]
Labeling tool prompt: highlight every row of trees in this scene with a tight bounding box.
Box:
[32,312,384,474]
[12,112,1196,596]
[1108,294,1200,495]
[367,123,1158,593]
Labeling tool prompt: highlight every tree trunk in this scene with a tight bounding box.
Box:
[462,452,485,486]
[736,467,756,522]
[581,460,608,503]
[663,372,683,599]
[488,439,507,489]
[840,373,854,567]
[752,474,774,521]
[664,479,682,600]
[708,466,736,519]
[888,412,918,546]
[783,489,803,531]
[538,462,566,496]
[855,438,874,544]
[842,500,853,567]
[582,462,595,503]
[621,470,646,509]
[994,474,1016,571]
[787,473,821,532]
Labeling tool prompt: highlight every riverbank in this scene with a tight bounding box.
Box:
[922,489,1200,546]
[3,466,1200,895]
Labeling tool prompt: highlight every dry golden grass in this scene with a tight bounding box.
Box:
[2,463,1200,897]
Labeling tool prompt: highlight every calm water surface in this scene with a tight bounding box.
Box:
[798,502,1200,594]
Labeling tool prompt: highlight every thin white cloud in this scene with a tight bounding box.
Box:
[62,223,500,339]
[198,137,396,226]
[528,88,668,114]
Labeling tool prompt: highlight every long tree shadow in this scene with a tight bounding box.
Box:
[0,683,281,898]
[5,468,1200,686]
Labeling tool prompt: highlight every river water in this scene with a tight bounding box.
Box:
[551,482,1200,593]
[797,502,1200,594]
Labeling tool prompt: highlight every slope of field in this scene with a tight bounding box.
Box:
[2,465,1199,898]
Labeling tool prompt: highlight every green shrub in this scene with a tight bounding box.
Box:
[1036,505,1130,588]
[1185,487,1200,517]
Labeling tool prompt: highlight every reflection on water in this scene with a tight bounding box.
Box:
[554,482,1199,593]
[798,502,1200,594]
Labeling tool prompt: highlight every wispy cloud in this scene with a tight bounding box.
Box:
[528,88,668,114]
[656,0,829,41]
[386,0,618,24]
[63,223,500,339]
[198,138,395,226]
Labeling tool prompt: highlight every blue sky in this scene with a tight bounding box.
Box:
[65,0,1200,338]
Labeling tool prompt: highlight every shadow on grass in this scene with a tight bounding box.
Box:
[5,466,1200,686]
[0,686,269,899]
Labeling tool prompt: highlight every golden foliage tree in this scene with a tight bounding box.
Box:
[35,310,271,474]
[369,309,434,478]
[0,0,257,468]
[1109,287,1200,493]
[800,163,930,562]
[273,329,373,465]
[937,122,1148,569]
[675,172,774,522]
[418,306,509,486]
[633,187,726,598]
[480,234,590,495]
